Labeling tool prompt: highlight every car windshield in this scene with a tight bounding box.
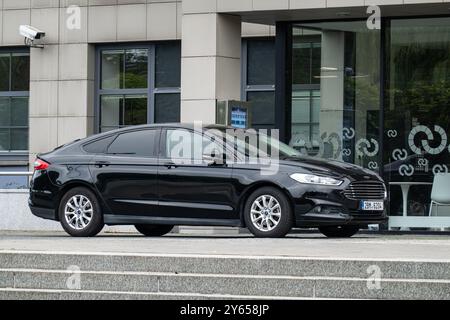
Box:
[209,128,302,159]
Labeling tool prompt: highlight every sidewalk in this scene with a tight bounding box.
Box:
[1,231,450,261]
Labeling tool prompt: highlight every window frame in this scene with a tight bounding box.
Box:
[0,47,30,162]
[95,42,181,134]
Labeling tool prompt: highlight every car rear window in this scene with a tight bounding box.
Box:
[83,135,116,154]
[107,130,159,157]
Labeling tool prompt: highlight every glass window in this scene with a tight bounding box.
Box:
[0,54,10,91]
[98,43,181,132]
[155,93,180,123]
[292,35,321,85]
[101,49,148,89]
[384,18,450,219]
[0,51,30,153]
[107,130,158,157]
[156,42,181,88]
[247,39,275,86]
[83,135,117,154]
[244,39,276,129]
[11,53,30,91]
[100,95,147,132]
[247,91,275,129]
[291,22,380,166]
[165,129,224,160]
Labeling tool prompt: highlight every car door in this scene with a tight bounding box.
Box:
[157,128,238,221]
[90,128,161,217]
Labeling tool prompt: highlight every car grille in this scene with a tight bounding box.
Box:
[343,181,386,200]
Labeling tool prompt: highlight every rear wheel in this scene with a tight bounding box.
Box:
[244,187,294,238]
[319,225,360,238]
[135,224,174,237]
[58,187,104,237]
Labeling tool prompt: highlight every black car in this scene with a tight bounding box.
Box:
[29,123,387,238]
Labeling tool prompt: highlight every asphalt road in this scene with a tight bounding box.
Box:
[1,230,450,261]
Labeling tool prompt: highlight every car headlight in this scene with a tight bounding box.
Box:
[290,173,343,186]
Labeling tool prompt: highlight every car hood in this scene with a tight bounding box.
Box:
[280,156,381,181]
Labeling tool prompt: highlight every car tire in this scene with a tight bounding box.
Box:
[58,187,104,237]
[319,225,360,238]
[244,187,293,238]
[135,224,174,237]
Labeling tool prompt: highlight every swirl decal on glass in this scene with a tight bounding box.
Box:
[392,148,408,161]
[356,138,379,157]
[342,148,352,157]
[368,161,379,170]
[343,127,355,140]
[408,125,448,155]
[387,130,398,138]
[432,164,449,175]
[399,164,415,177]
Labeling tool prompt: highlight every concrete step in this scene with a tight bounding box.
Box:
[2,251,450,280]
[1,251,450,299]
[1,267,450,300]
[0,288,307,300]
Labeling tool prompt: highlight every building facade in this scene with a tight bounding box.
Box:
[1,0,450,229]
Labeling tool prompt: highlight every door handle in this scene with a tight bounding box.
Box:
[164,162,178,169]
[94,161,110,168]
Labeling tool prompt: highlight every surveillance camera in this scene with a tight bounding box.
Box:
[19,25,46,47]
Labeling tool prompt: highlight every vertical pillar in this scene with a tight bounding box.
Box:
[180,8,241,123]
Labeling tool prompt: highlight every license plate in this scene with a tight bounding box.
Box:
[359,201,384,211]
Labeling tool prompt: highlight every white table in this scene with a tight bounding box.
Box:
[389,181,432,230]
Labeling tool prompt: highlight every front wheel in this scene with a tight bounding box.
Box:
[319,225,360,238]
[135,224,174,237]
[244,187,294,238]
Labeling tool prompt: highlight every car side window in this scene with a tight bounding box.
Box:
[83,135,116,154]
[165,129,225,160]
[107,130,159,157]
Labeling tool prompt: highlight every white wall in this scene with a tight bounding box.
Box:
[0,189,135,232]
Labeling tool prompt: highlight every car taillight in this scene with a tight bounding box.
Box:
[34,159,49,171]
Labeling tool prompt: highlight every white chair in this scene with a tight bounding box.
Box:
[429,173,450,217]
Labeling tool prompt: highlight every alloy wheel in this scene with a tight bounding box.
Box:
[250,195,282,232]
[64,195,94,230]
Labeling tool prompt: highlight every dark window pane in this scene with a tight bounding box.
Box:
[10,128,27,150]
[101,50,124,89]
[292,42,311,85]
[0,98,10,126]
[0,129,10,151]
[247,91,275,128]
[107,130,158,157]
[83,135,116,154]
[124,49,148,89]
[247,39,275,86]
[11,97,28,126]
[11,53,30,91]
[155,93,180,123]
[311,43,321,84]
[156,42,181,88]
[101,95,123,129]
[0,54,10,91]
[124,95,147,125]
